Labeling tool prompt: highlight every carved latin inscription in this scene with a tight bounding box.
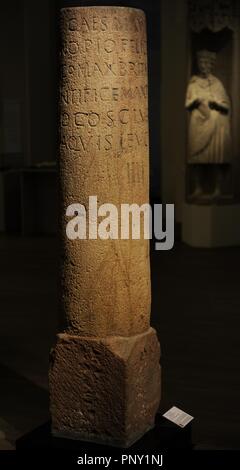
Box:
[60,7,149,189]
[60,7,150,336]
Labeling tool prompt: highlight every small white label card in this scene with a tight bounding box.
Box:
[163,406,194,428]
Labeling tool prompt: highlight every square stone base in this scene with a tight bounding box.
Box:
[49,327,161,448]
[182,202,240,247]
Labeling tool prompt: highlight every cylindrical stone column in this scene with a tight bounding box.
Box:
[49,6,161,448]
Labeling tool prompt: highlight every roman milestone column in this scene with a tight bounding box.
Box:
[49,6,161,447]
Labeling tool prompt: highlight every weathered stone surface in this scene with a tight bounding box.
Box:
[50,6,161,447]
[49,327,161,447]
[59,6,151,337]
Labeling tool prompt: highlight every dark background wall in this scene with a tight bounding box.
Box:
[0,0,57,168]
[0,0,25,167]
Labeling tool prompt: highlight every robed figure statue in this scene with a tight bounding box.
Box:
[186,49,232,201]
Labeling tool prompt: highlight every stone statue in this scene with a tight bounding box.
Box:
[185,49,232,201]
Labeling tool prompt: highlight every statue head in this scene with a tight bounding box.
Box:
[197,50,216,77]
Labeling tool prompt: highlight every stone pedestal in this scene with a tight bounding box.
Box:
[182,202,240,247]
[50,328,160,447]
[49,6,161,447]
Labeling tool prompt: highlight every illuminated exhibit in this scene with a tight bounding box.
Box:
[49,6,161,447]
[1,0,240,461]
[186,49,232,202]
[182,0,240,247]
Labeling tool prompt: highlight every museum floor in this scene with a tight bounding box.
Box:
[0,235,239,450]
